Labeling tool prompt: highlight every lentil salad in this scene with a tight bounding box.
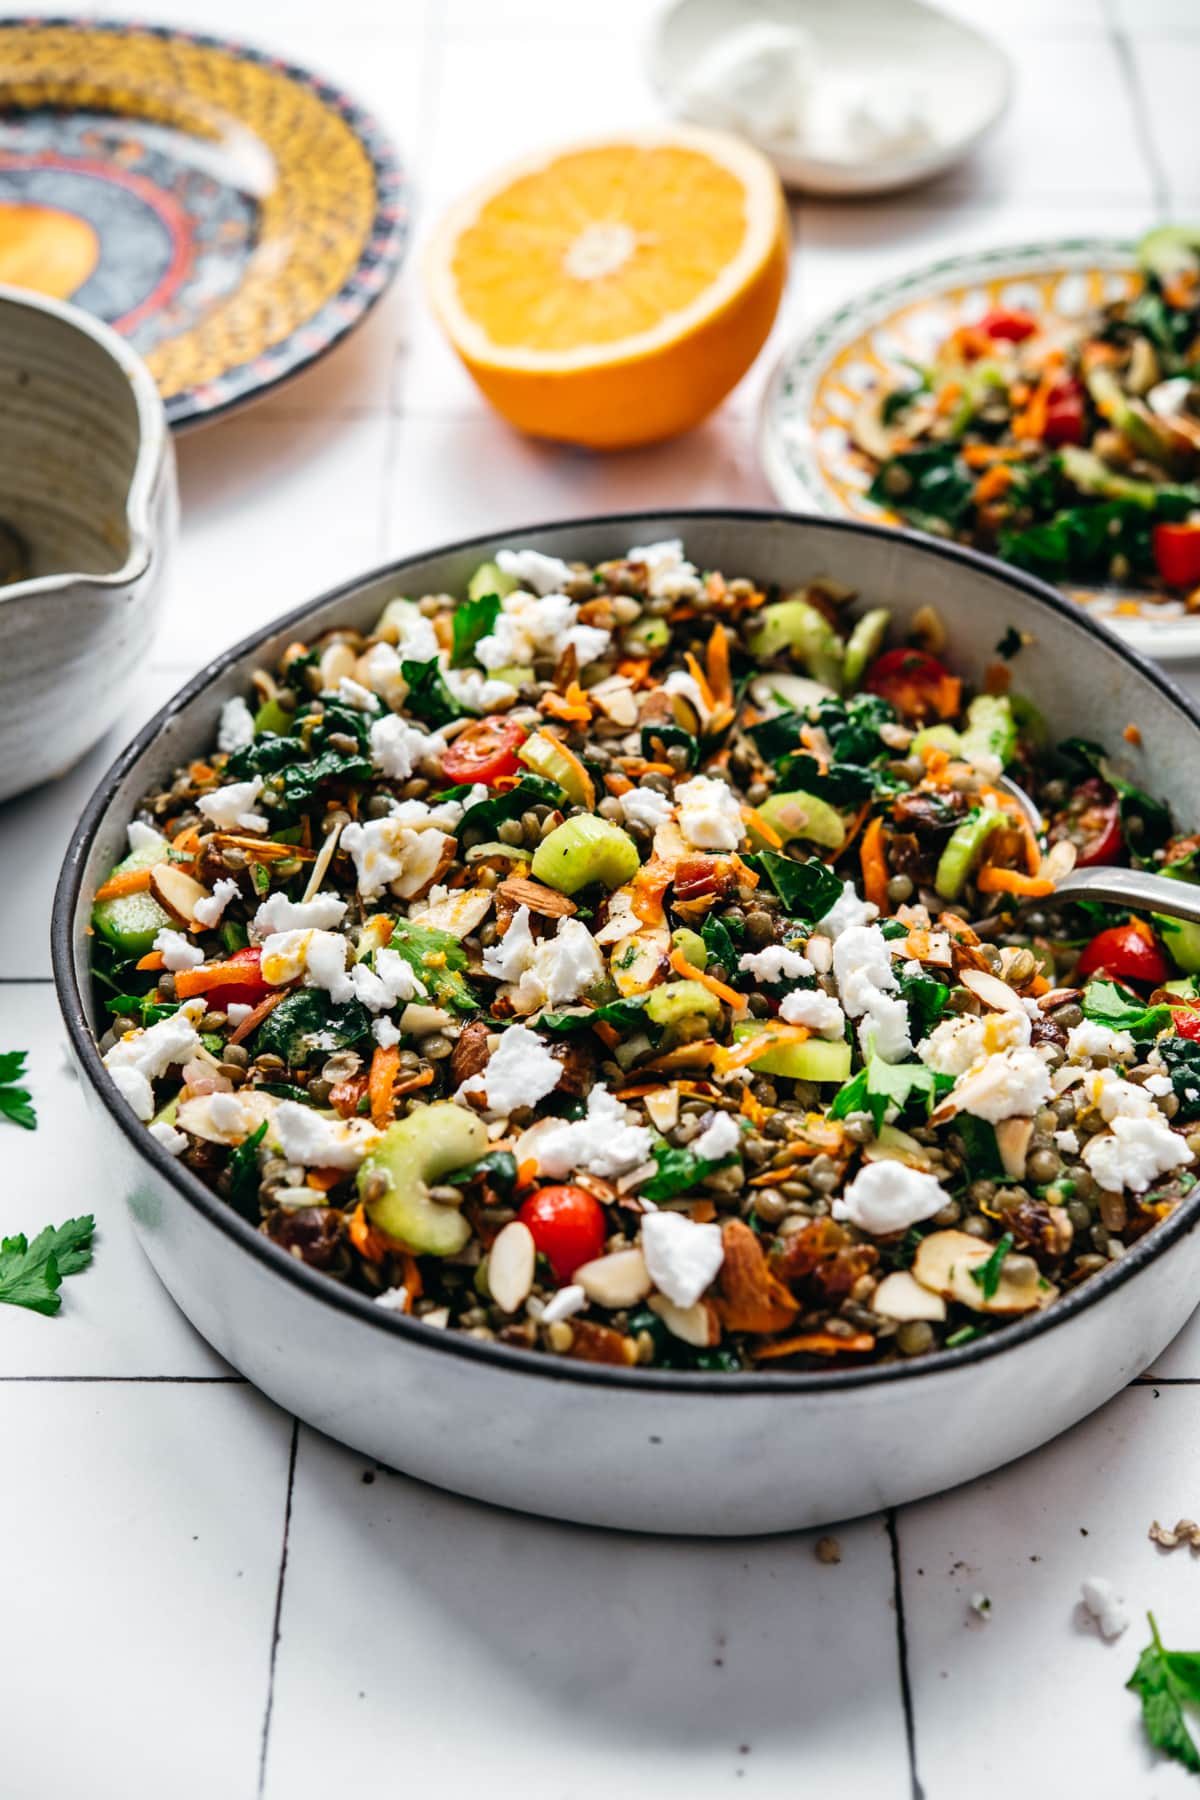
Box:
[88,539,1200,1372]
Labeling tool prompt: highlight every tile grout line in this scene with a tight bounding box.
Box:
[1102,0,1170,214]
[886,1508,926,1800]
[0,1374,248,1383]
[257,1415,300,1800]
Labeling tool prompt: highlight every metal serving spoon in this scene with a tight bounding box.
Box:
[997,775,1200,925]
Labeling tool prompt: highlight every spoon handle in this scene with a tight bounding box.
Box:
[1050,865,1200,926]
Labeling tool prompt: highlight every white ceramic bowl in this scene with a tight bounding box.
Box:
[53,511,1200,1536]
[0,285,176,802]
[647,0,1011,196]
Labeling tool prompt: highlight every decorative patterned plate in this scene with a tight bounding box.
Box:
[759,238,1200,660]
[0,19,408,427]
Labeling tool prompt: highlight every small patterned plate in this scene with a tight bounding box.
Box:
[0,18,408,427]
[759,238,1200,660]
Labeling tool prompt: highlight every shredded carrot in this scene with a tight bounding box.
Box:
[935,379,964,416]
[642,1041,720,1073]
[739,1086,773,1127]
[729,855,760,889]
[962,443,1023,469]
[393,1066,434,1102]
[712,1023,810,1076]
[705,622,732,708]
[836,799,872,863]
[668,946,741,1007]
[1029,973,1050,995]
[973,463,1015,505]
[94,866,154,902]
[975,866,1056,897]
[1123,723,1143,746]
[516,1158,539,1189]
[135,950,166,972]
[594,1021,621,1050]
[753,1331,876,1361]
[400,1252,423,1302]
[630,857,674,926]
[348,1202,392,1264]
[604,772,634,796]
[307,1167,344,1192]
[688,1199,717,1224]
[543,732,596,809]
[227,990,285,1046]
[860,815,889,915]
[741,805,782,850]
[189,761,216,784]
[171,824,201,859]
[683,650,716,712]
[541,681,592,724]
[921,745,951,776]
[616,657,652,686]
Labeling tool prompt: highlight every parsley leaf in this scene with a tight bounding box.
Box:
[227,1122,268,1220]
[951,1114,1006,1181]
[830,1053,952,1134]
[1127,1613,1200,1776]
[105,994,181,1030]
[0,1215,94,1315]
[401,658,463,728]
[742,852,842,924]
[895,968,949,1037]
[451,592,501,668]
[641,1134,740,1203]
[0,1049,36,1131]
[969,1231,1014,1301]
[1081,979,1171,1039]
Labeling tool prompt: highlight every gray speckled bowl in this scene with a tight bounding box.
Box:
[0,285,175,802]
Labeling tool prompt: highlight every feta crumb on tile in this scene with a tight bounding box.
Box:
[456,1023,562,1118]
[217,696,256,754]
[739,945,814,983]
[1080,1576,1129,1640]
[533,1085,653,1181]
[197,776,268,833]
[641,1211,724,1309]
[675,775,744,852]
[153,928,205,972]
[832,1161,951,1235]
[779,987,846,1038]
[192,877,240,929]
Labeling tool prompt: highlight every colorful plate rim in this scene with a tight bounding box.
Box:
[0,16,410,429]
[757,235,1200,662]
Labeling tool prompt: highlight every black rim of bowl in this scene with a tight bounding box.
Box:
[51,507,1200,1396]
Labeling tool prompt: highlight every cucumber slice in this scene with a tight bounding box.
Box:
[92,836,173,957]
[621,616,670,659]
[518,729,592,807]
[253,696,293,737]
[959,694,1016,772]
[1164,974,1200,996]
[467,560,519,603]
[670,927,708,969]
[644,979,722,1029]
[1156,915,1200,975]
[748,672,834,716]
[746,593,845,692]
[842,608,891,692]
[531,816,640,893]
[751,790,846,853]
[934,808,1006,900]
[910,724,961,758]
[357,1102,487,1255]
[731,1022,852,1083]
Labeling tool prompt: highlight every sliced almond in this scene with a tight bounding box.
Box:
[872,1270,947,1323]
[319,641,357,689]
[912,1229,1057,1316]
[648,1294,720,1347]
[902,930,953,967]
[175,1089,277,1147]
[397,1003,455,1036]
[1039,986,1082,1013]
[415,885,495,937]
[644,1087,680,1133]
[301,822,343,904]
[487,1221,536,1314]
[587,675,638,727]
[959,968,1028,1015]
[393,830,456,901]
[148,863,213,930]
[575,1248,652,1310]
[609,932,669,997]
[1041,837,1077,882]
[862,1124,937,1172]
[497,875,577,918]
[994,1115,1034,1181]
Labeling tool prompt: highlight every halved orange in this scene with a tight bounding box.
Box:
[424,128,789,450]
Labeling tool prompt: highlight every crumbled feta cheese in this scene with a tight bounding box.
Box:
[102,999,206,1122]
[217,696,255,754]
[951,1046,1054,1123]
[252,890,348,940]
[693,1110,742,1162]
[833,924,911,1064]
[1082,1114,1193,1192]
[779,987,846,1038]
[1055,1127,1080,1155]
[388,612,441,665]
[372,1016,402,1050]
[1067,1019,1135,1062]
[1080,1576,1129,1641]
[1145,1071,1172,1097]
[540,1284,587,1325]
[357,640,403,697]
[626,538,701,599]
[919,1008,1030,1076]
[127,819,164,854]
[476,588,610,673]
[153,928,204,972]
[374,1285,409,1313]
[368,712,443,781]
[259,928,354,1003]
[817,880,878,940]
[482,907,604,1013]
[149,1120,188,1156]
[336,676,381,713]
[350,947,425,1012]
[617,785,676,832]
[675,775,744,852]
[496,547,574,595]
[274,1101,382,1170]
[641,1211,724,1308]
[442,667,518,711]
[739,945,814,983]
[226,1003,254,1029]
[1090,1068,1157,1122]
[457,1023,562,1118]
[533,1086,654,1182]
[197,776,267,833]
[340,816,455,900]
[192,877,240,929]
[832,1160,951,1234]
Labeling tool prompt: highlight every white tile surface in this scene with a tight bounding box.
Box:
[898,1386,1200,1798]
[0,1383,290,1800]
[262,1427,912,1799]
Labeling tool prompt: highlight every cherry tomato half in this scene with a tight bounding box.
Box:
[1076,921,1170,987]
[1172,1008,1200,1042]
[864,647,960,721]
[519,1185,607,1281]
[1048,776,1124,868]
[1153,521,1200,590]
[441,716,527,786]
[979,307,1039,342]
[1043,378,1087,448]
